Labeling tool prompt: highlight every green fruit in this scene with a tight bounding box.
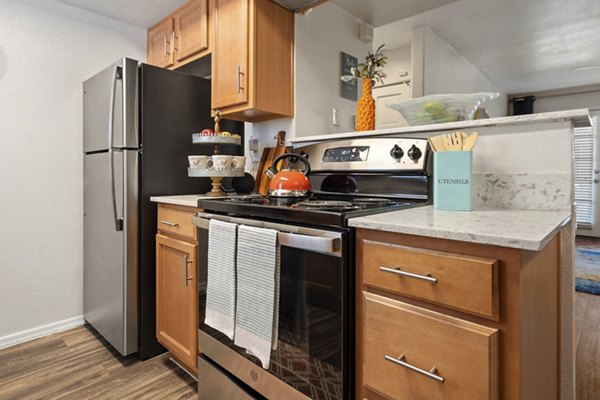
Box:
[424,101,446,114]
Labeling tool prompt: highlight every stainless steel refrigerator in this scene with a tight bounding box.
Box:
[83,58,242,358]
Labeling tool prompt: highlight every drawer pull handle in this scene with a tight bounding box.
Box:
[160,220,179,227]
[379,266,437,283]
[384,354,445,383]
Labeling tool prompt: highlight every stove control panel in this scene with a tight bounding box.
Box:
[296,138,430,172]
[323,146,369,162]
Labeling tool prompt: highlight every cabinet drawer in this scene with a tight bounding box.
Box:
[362,292,498,400]
[157,204,198,241]
[362,239,498,319]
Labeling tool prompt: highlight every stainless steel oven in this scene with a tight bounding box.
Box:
[194,213,351,400]
[193,137,432,399]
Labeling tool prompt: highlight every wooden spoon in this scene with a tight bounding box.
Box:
[429,134,447,151]
[444,132,463,151]
[463,132,479,151]
[427,137,437,151]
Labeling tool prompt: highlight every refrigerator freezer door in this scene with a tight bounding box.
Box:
[83,58,139,153]
[83,150,137,355]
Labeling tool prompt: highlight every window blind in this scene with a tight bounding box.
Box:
[574,121,596,227]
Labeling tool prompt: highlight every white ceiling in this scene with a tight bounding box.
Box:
[370,0,600,93]
[331,0,458,27]
[56,0,187,28]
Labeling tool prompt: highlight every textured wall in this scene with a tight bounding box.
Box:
[0,0,145,342]
[294,3,371,137]
[248,2,371,149]
[412,26,508,117]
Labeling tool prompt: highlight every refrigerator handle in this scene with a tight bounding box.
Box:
[108,65,122,149]
[110,149,124,231]
[109,65,124,232]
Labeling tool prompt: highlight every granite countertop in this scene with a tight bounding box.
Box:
[348,205,571,251]
[150,194,228,207]
[290,109,591,144]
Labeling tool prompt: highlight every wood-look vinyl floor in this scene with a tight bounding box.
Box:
[0,294,599,399]
[0,325,196,400]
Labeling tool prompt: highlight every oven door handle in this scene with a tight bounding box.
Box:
[193,213,342,257]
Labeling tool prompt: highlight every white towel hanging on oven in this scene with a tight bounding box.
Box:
[205,219,238,340]
[234,225,280,369]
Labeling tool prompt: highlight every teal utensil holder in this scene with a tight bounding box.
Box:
[433,151,473,211]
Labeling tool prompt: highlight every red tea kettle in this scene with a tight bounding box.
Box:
[265,153,311,198]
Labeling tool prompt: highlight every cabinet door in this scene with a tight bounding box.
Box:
[374,82,411,129]
[147,18,174,68]
[212,0,249,109]
[156,233,198,372]
[175,0,209,62]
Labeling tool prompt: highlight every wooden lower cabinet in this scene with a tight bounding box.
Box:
[156,204,200,374]
[362,292,498,400]
[356,228,560,400]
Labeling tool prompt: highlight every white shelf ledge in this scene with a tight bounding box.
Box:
[290,109,592,144]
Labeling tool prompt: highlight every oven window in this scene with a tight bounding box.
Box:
[198,232,345,400]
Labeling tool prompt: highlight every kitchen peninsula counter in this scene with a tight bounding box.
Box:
[150,194,229,208]
[349,205,570,251]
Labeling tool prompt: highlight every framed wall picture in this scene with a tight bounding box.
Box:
[340,52,358,101]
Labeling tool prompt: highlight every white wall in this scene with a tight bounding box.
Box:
[294,3,371,137]
[0,0,146,344]
[377,45,412,83]
[531,90,600,114]
[412,26,508,117]
[247,2,371,152]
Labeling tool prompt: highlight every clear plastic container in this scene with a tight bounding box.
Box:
[387,92,500,126]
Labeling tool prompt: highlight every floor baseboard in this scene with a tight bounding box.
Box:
[0,316,84,350]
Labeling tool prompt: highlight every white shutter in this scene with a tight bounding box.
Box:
[574,122,596,228]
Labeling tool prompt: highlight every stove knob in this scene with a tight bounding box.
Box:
[300,150,308,159]
[407,144,422,162]
[390,145,404,161]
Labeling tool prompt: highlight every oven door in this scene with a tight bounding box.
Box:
[195,213,350,400]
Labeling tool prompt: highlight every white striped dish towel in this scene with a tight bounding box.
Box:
[204,219,238,340]
[234,225,280,369]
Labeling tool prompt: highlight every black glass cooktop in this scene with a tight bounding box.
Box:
[197,193,425,228]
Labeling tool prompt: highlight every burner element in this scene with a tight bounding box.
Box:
[268,196,308,207]
[294,200,361,211]
[352,198,394,208]
[225,195,267,205]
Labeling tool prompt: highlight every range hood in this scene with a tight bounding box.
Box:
[271,0,324,12]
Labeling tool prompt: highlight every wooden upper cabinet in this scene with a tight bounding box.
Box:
[147,0,212,69]
[174,0,209,62]
[212,0,294,122]
[148,18,174,68]
[212,0,249,109]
